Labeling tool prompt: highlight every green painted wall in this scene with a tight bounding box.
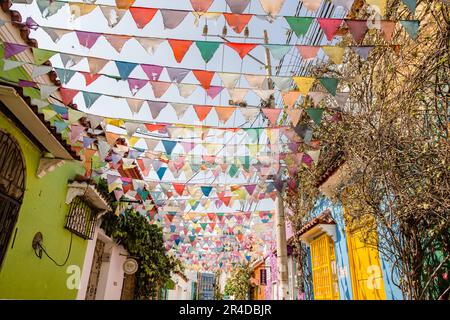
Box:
[0,111,88,299]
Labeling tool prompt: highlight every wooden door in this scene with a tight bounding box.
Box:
[121,273,136,300]
[310,233,339,300]
[346,229,386,300]
[85,239,105,300]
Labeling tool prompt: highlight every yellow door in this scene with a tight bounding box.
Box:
[310,233,339,300]
[346,228,386,300]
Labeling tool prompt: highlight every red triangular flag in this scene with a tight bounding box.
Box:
[223,13,252,34]
[81,72,101,86]
[193,105,213,121]
[168,39,193,63]
[129,7,158,29]
[317,18,343,41]
[262,108,281,125]
[172,183,185,195]
[193,70,215,89]
[225,42,257,59]
[60,87,79,105]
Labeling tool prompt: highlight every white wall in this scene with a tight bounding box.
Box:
[167,273,190,300]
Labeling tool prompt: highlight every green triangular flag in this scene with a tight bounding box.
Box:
[54,68,76,84]
[32,48,57,65]
[82,91,101,109]
[229,164,239,177]
[319,78,338,96]
[284,17,314,37]
[244,128,263,143]
[400,20,420,40]
[305,108,324,125]
[195,41,220,63]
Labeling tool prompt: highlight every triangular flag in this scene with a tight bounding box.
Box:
[262,108,281,125]
[206,86,223,99]
[137,38,165,54]
[173,183,185,195]
[83,91,101,109]
[2,59,26,71]
[149,81,171,98]
[195,41,221,63]
[271,76,291,91]
[293,76,316,95]
[379,21,396,42]
[81,72,101,86]
[226,0,250,13]
[263,44,291,60]
[319,78,338,96]
[141,64,163,81]
[259,0,286,18]
[190,0,214,11]
[345,20,368,43]
[317,18,343,41]
[285,17,314,37]
[3,43,28,59]
[162,140,177,155]
[168,39,194,63]
[400,20,420,40]
[166,67,190,83]
[215,107,235,123]
[322,46,346,64]
[401,0,416,14]
[32,48,56,65]
[128,78,148,94]
[201,186,213,197]
[126,98,145,114]
[225,42,257,59]
[332,0,355,11]
[176,84,197,98]
[281,91,301,107]
[296,45,320,60]
[32,65,54,79]
[60,87,79,105]
[286,108,302,126]
[351,46,375,59]
[193,70,215,89]
[228,88,248,103]
[99,6,127,28]
[148,101,167,118]
[157,167,167,180]
[160,10,190,29]
[75,31,101,49]
[305,108,324,125]
[69,3,96,19]
[194,105,213,121]
[219,73,241,88]
[87,57,108,74]
[115,61,137,80]
[41,27,70,43]
[366,0,387,16]
[104,35,130,53]
[223,13,253,33]
[129,7,157,29]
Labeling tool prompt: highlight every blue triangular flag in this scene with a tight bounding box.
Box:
[157,167,167,180]
[83,137,96,148]
[54,120,69,133]
[115,61,137,80]
[162,140,177,155]
[402,0,416,14]
[200,186,213,197]
[400,20,420,40]
[82,91,101,108]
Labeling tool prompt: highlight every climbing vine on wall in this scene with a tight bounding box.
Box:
[224,264,251,300]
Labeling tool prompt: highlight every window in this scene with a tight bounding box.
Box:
[0,131,25,267]
[65,196,98,239]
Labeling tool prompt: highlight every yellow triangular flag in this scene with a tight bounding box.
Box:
[292,76,316,95]
[366,0,387,16]
[322,46,345,64]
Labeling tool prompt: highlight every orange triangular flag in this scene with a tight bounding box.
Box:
[215,106,235,123]
[282,91,301,107]
[129,7,158,29]
[194,105,213,121]
[193,70,215,89]
[223,13,252,33]
[105,132,120,145]
[116,0,135,9]
[168,39,194,63]
[225,42,257,59]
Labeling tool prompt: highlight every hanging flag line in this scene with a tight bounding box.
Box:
[1,39,379,87]
[22,0,418,32]
[26,19,417,57]
[2,49,387,99]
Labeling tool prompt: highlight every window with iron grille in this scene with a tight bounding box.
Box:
[65,196,98,239]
